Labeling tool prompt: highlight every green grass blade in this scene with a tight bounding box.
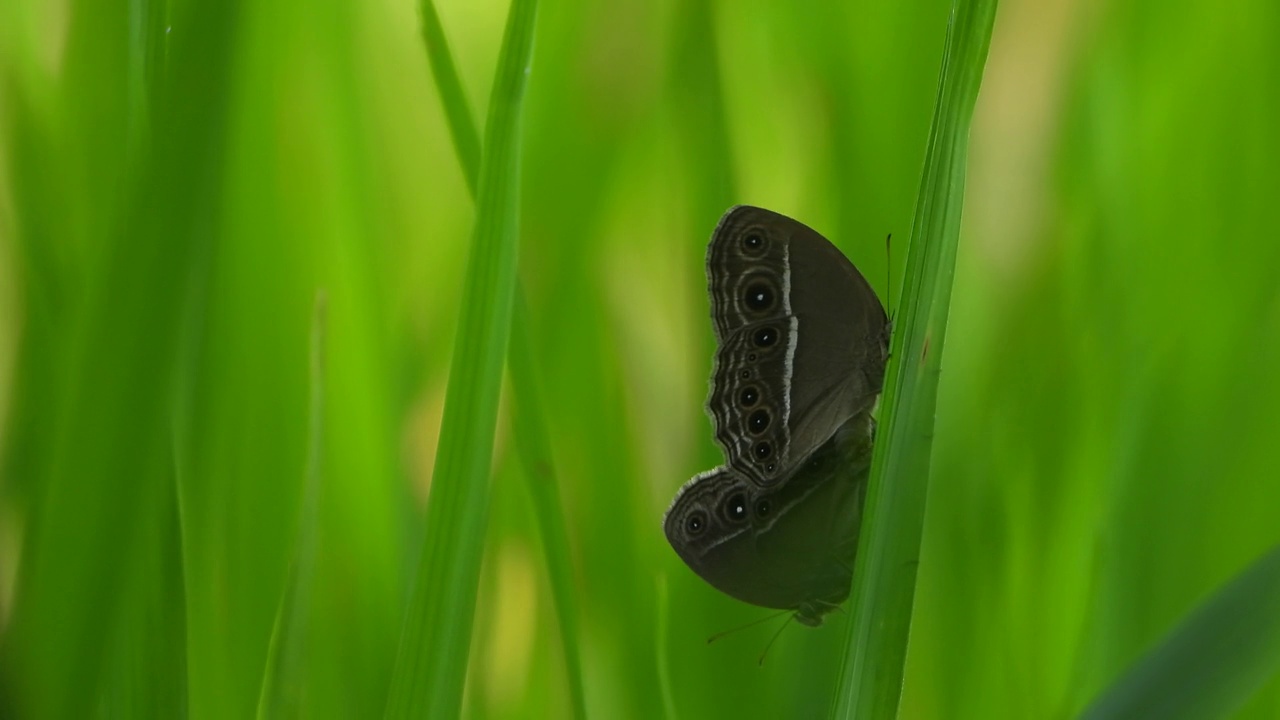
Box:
[668,0,736,215]
[414,5,586,717]
[655,576,680,720]
[1079,544,1280,720]
[382,0,539,716]
[507,296,589,720]
[419,0,481,198]
[830,0,998,717]
[0,1,239,715]
[256,293,328,720]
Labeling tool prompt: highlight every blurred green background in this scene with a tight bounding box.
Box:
[2,0,1278,717]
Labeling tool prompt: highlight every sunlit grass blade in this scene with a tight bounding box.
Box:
[0,68,65,514]
[382,0,539,716]
[830,0,998,717]
[668,0,736,215]
[256,293,328,720]
[1079,544,1280,720]
[655,576,680,720]
[0,1,241,716]
[413,4,586,717]
[418,0,481,197]
[507,297,588,720]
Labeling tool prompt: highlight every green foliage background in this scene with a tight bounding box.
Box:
[1,0,1278,718]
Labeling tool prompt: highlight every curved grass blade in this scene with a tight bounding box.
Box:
[1079,544,1280,720]
[830,0,998,717]
[409,4,587,718]
[418,0,481,197]
[382,0,539,717]
[1,1,240,715]
[256,292,328,720]
[507,295,589,720]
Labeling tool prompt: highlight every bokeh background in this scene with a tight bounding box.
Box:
[2,0,1279,717]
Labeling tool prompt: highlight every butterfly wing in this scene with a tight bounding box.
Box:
[663,413,875,619]
[705,206,887,486]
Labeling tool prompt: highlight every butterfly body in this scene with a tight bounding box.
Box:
[664,205,889,625]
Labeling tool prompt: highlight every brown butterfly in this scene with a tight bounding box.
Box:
[664,206,888,625]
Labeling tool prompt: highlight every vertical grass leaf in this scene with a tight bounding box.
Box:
[414,3,586,716]
[830,0,999,717]
[418,0,481,198]
[507,296,589,720]
[382,0,539,717]
[256,292,328,720]
[0,1,241,715]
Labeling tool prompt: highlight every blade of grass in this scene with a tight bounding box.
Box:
[506,294,589,720]
[830,0,998,717]
[382,0,539,716]
[412,4,586,717]
[256,292,328,720]
[655,576,680,720]
[0,58,68,513]
[419,0,481,198]
[1,0,240,715]
[1079,543,1280,720]
[668,0,736,216]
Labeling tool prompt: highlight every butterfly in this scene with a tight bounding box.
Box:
[664,205,889,626]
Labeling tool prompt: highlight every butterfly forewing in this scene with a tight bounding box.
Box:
[705,206,795,340]
[704,206,888,486]
[706,318,796,485]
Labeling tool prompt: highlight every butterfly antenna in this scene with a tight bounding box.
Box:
[758,614,796,666]
[706,609,792,645]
